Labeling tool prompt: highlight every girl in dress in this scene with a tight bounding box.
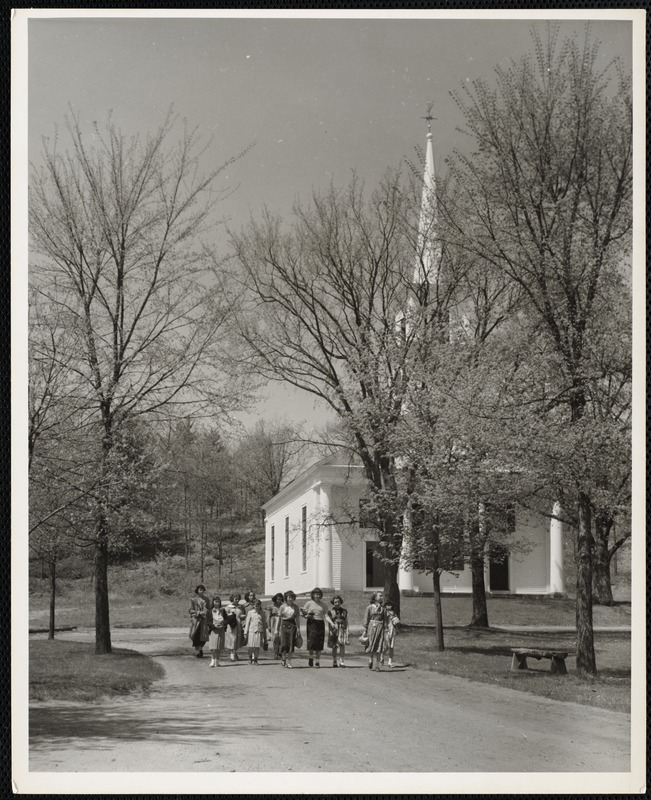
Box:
[381,600,400,668]
[208,596,228,668]
[278,590,301,668]
[301,587,328,668]
[244,599,268,664]
[327,595,349,668]
[224,593,245,661]
[267,592,284,659]
[189,584,210,658]
[362,591,388,671]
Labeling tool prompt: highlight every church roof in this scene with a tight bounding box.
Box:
[261,448,365,515]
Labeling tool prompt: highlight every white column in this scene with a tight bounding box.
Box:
[318,484,333,589]
[398,508,414,592]
[398,563,414,592]
[549,501,565,594]
[398,520,414,591]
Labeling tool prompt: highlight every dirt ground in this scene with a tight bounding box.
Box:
[28,627,630,774]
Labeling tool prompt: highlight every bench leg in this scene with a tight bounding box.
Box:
[550,657,567,675]
[511,653,528,671]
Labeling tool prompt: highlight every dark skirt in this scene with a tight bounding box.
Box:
[279,619,297,655]
[306,618,325,651]
[190,616,209,647]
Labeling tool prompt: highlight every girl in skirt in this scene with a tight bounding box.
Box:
[301,587,328,668]
[381,600,400,668]
[189,584,210,658]
[224,593,245,661]
[327,595,349,667]
[244,599,268,664]
[208,596,228,667]
[362,591,388,671]
[278,590,301,668]
[267,592,284,659]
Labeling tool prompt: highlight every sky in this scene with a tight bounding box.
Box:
[26,13,633,434]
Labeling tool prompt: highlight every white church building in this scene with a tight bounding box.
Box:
[262,120,566,598]
[261,451,566,597]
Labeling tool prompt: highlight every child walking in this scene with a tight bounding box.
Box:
[381,601,400,668]
[243,599,268,665]
[208,596,228,668]
[326,595,349,667]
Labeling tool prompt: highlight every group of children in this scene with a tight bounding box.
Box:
[189,585,400,670]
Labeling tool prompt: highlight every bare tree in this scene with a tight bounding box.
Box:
[231,172,460,614]
[233,419,307,512]
[30,110,250,653]
[29,290,97,638]
[447,25,632,675]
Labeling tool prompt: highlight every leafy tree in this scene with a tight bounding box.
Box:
[447,25,632,675]
[395,320,542,644]
[30,111,250,653]
[585,279,631,604]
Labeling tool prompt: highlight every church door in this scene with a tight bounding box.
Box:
[365,542,386,589]
[488,542,510,591]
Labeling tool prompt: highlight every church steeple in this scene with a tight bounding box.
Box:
[414,105,439,285]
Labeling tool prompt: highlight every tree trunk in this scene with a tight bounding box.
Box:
[200,515,205,584]
[383,558,401,619]
[217,528,223,588]
[432,569,445,651]
[575,491,596,676]
[95,428,113,655]
[375,459,403,618]
[94,532,112,654]
[48,560,56,640]
[468,516,489,628]
[379,511,402,618]
[592,513,614,605]
[183,483,189,570]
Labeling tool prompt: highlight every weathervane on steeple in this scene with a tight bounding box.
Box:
[421,102,436,132]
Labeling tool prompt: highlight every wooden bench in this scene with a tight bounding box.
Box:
[510,648,568,675]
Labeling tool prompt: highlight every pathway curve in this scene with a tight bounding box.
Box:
[29,628,630,773]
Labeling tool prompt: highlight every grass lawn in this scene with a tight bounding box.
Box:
[392,626,631,713]
[29,639,165,702]
[29,582,632,631]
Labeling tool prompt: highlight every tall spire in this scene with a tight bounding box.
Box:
[414,105,439,285]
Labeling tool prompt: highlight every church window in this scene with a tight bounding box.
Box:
[301,505,307,571]
[284,516,290,576]
[270,526,275,581]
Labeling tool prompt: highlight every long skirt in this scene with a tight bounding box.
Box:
[306,618,325,651]
[224,621,243,651]
[279,619,297,655]
[365,619,386,654]
[208,627,225,652]
[190,616,209,647]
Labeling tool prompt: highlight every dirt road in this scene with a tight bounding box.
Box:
[29,628,630,773]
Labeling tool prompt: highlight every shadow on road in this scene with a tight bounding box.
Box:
[30,699,300,753]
